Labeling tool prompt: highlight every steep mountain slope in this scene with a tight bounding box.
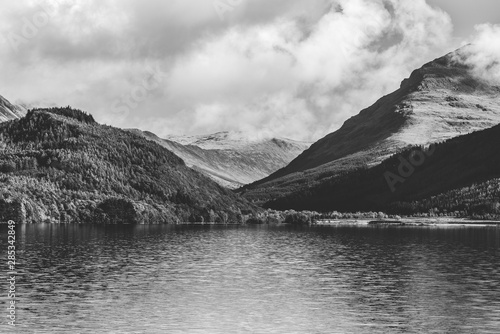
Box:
[266,122,500,216]
[0,94,26,122]
[0,108,256,224]
[129,130,310,189]
[242,47,500,202]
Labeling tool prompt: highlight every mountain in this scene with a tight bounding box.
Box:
[242,47,500,202]
[265,122,500,219]
[0,107,257,224]
[0,94,26,122]
[128,130,310,189]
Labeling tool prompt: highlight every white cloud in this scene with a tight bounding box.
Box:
[151,0,454,140]
[0,0,464,141]
[456,24,500,85]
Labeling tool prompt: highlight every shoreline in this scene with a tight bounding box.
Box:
[1,218,499,226]
[313,217,500,227]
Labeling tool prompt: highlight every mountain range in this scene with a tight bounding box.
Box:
[128,130,310,189]
[241,47,500,207]
[0,107,257,224]
[1,46,500,223]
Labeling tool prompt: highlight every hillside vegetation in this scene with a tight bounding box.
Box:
[265,123,500,218]
[0,108,256,224]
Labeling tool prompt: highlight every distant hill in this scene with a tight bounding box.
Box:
[0,108,257,224]
[242,47,500,203]
[0,94,26,122]
[129,130,310,189]
[265,123,500,218]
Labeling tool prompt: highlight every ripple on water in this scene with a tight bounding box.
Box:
[0,224,498,333]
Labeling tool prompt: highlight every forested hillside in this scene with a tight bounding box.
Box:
[265,123,500,218]
[389,178,500,220]
[0,108,256,223]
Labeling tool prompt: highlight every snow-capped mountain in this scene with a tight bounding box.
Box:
[243,47,500,201]
[0,94,26,122]
[165,131,266,150]
[129,130,311,189]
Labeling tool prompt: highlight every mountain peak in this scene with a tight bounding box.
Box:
[400,47,499,95]
[244,48,500,201]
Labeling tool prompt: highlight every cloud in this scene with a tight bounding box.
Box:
[0,0,458,141]
[456,24,500,85]
[0,0,327,62]
[146,0,454,140]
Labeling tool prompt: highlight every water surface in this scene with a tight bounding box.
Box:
[1,224,499,333]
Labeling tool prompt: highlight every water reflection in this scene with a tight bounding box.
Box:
[0,224,498,333]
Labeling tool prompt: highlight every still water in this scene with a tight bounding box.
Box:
[1,224,499,333]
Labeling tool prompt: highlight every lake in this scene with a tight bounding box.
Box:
[1,224,499,333]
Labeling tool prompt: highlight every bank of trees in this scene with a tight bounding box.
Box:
[0,108,256,223]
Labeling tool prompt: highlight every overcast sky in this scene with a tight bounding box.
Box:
[0,0,499,141]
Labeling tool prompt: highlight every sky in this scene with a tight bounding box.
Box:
[0,0,499,141]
